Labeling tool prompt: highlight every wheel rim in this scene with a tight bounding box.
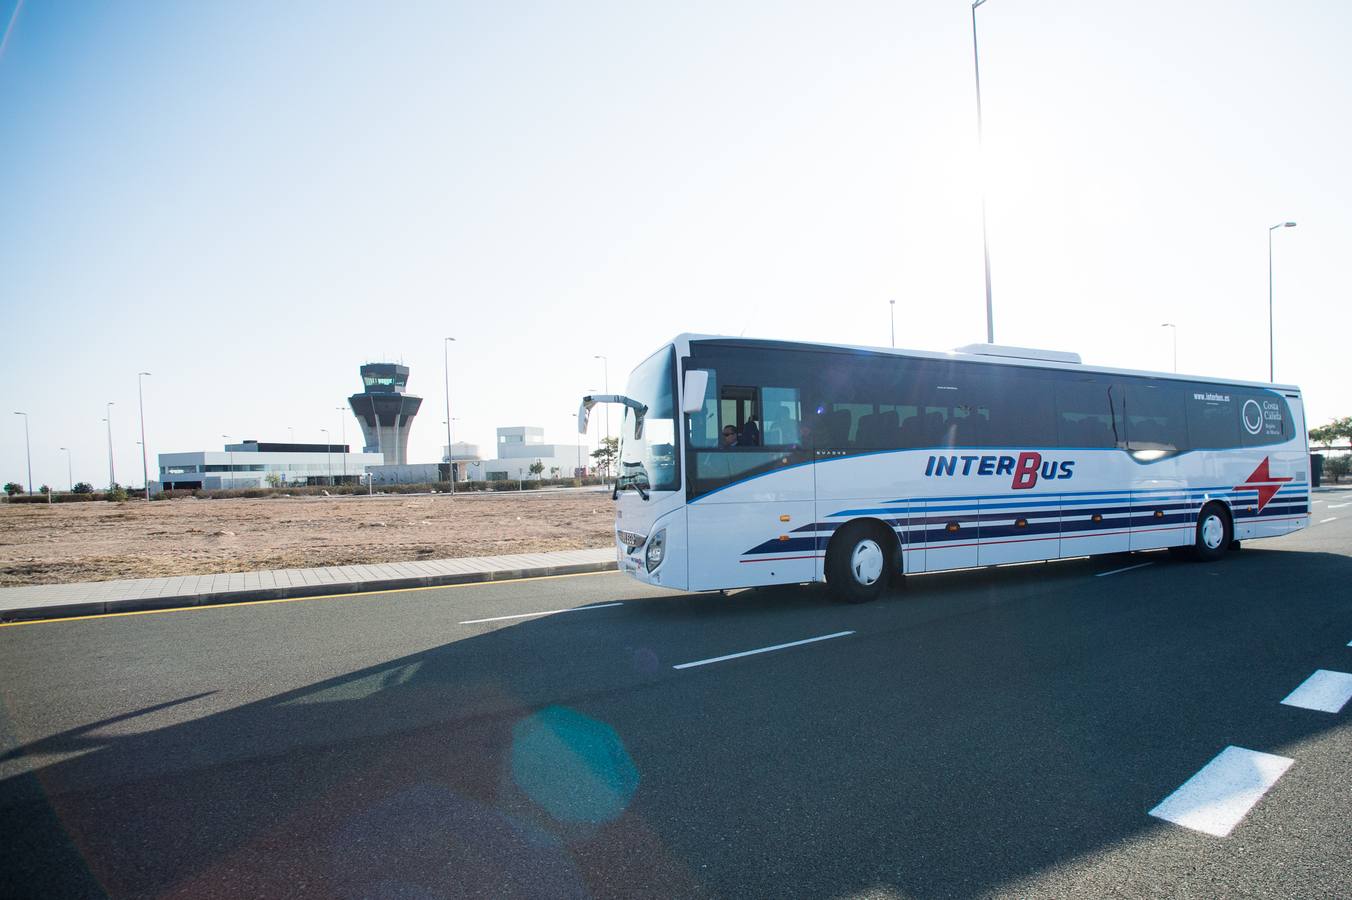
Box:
[1201,514,1224,549]
[851,539,885,585]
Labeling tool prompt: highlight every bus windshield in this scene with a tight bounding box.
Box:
[618,347,679,493]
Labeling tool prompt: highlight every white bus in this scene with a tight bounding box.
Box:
[579,335,1310,603]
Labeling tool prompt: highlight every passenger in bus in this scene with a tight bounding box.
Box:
[720,425,740,447]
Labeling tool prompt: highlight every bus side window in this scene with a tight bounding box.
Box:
[1123,380,1187,452]
[688,367,721,449]
[761,387,801,446]
[1054,376,1125,448]
[1186,393,1238,449]
[719,385,758,446]
[1238,390,1291,447]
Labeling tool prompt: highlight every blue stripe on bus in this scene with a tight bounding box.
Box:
[745,503,1309,556]
[834,487,1307,518]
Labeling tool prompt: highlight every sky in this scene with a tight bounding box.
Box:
[1,0,1348,489]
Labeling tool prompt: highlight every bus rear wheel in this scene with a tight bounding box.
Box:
[1189,502,1232,562]
[826,522,895,604]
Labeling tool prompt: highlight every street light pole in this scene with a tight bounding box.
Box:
[137,372,151,500]
[320,428,332,486]
[335,407,347,482]
[105,402,116,489]
[594,355,610,477]
[1268,221,1297,382]
[13,412,31,495]
[889,299,896,348]
[1161,323,1177,373]
[221,434,234,491]
[572,413,582,477]
[972,0,995,344]
[59,447,72,492]
[444,337,456,494]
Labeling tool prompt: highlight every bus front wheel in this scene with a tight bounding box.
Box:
[826,522,895,604]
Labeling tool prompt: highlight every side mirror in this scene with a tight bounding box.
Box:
[682,370,709,415]
[577,397,594,433]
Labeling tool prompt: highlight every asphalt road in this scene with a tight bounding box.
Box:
[2,487,1350,899]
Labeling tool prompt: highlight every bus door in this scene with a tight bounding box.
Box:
[685,370,816,590]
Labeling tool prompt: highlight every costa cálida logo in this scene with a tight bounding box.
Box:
[924,451,1075,490]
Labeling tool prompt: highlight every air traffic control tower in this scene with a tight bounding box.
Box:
[348,363,422,465]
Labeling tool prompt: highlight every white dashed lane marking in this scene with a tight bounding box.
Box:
[1149,746,1294,837]
[1280,669,1352,713]
[1095,562,1154,577]
[458,602,623,625]
[1326,501,1351,509]
[673,631,855,670]
[1318,517,1338,524]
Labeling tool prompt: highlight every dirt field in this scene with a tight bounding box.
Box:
[0,491,615,586]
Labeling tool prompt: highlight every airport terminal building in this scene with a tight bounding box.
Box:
[158,441,383,491]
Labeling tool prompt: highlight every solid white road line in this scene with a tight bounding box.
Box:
[459,602,623,625]
[1318,517,1338,524]
[1280,669,1352,714]
[1148,746,1294,837]
[1095,561,1154,578]
[673,631,855,670]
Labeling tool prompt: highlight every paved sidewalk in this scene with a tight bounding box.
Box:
[0,547,617,623]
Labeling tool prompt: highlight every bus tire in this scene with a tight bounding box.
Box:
[826,521,894,604]
[1190,502,1232,562]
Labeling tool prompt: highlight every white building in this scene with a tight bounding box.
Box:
[441,441,482,463]
[158,441,384,491]
[464,426,590,481]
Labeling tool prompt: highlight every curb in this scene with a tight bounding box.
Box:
[0,559,619,624]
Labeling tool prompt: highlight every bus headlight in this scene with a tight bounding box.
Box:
[645,528,667,572]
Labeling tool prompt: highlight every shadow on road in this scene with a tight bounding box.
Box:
[2,545,1350,898]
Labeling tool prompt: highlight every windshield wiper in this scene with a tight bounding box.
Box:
[614,465,651,501]
[614,477,649,501]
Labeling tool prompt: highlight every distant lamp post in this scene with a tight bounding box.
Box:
[1161,323,1177,373]
[13,412,31,495]
[594,355,610,477]
[889,299,896,348]
[1268,221,1297,382]
[138,372,152,500]
[444,337,456,494]
[59,446,72,493]
[972,0,996,343]
[320,428,333,486]
[221,434,234,490]
[335,407,348,482]
[572,414,582,476]
[105,402,116,489]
